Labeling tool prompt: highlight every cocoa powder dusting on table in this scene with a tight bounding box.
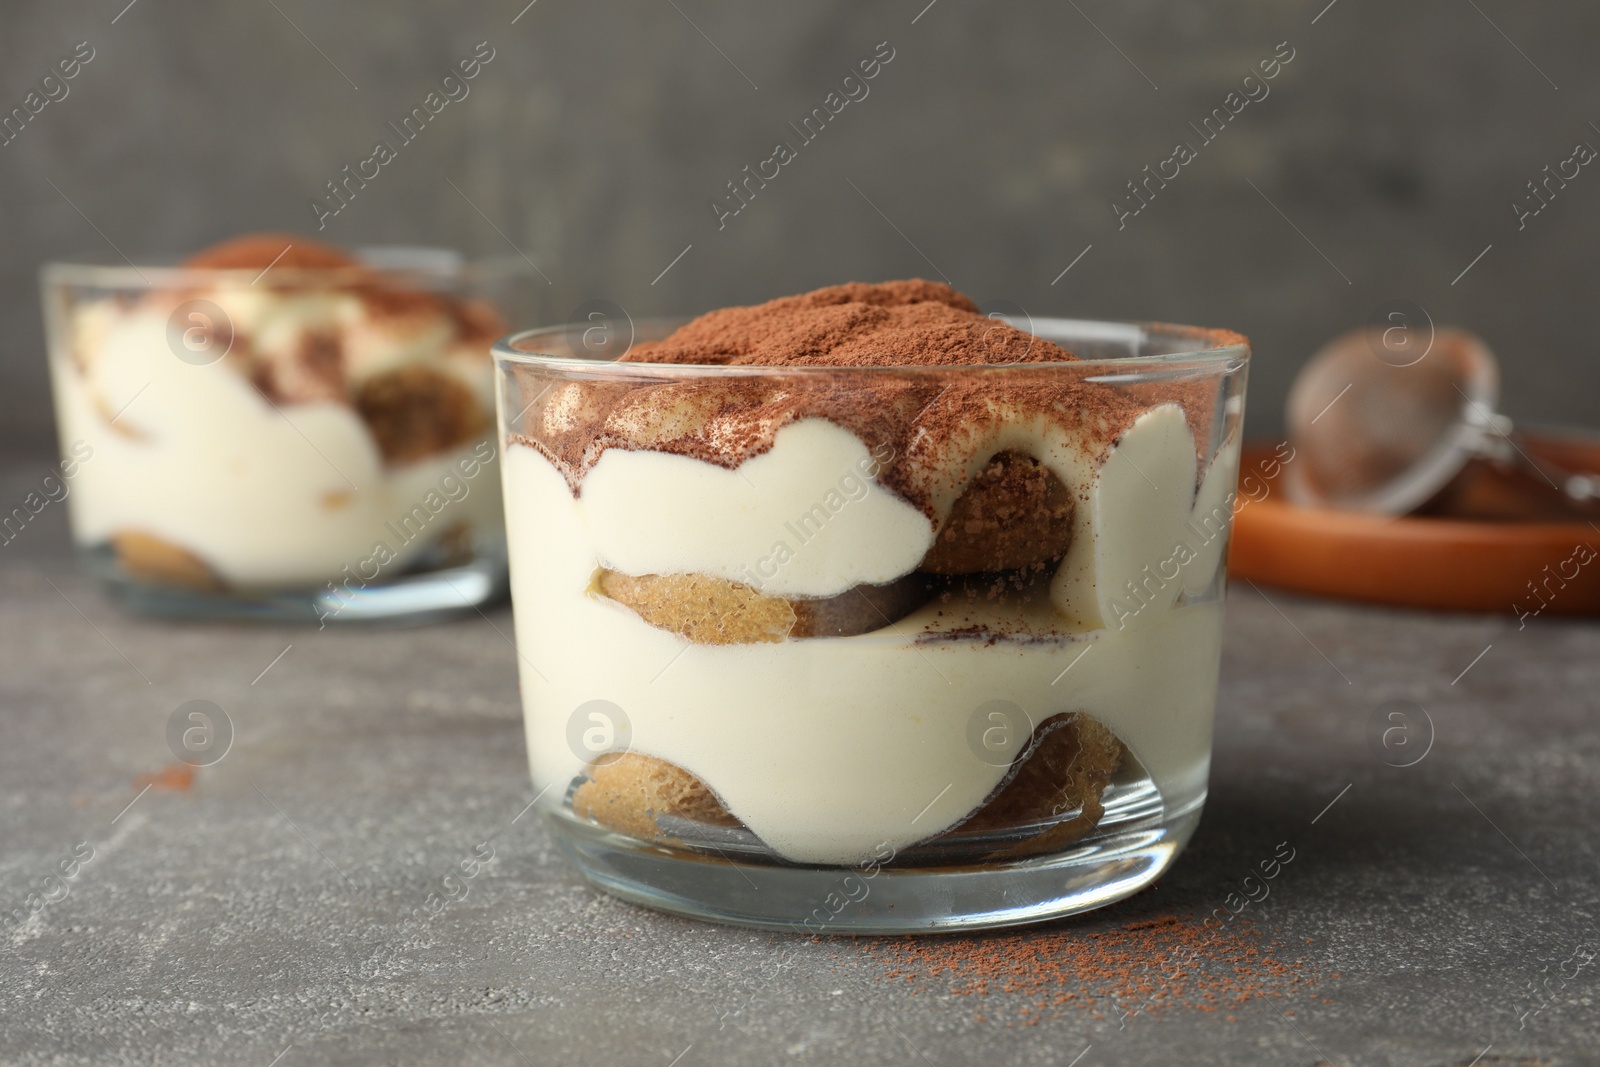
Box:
[857,914,1314,1027]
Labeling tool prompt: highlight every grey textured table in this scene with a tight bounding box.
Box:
[2,455,1597,1066]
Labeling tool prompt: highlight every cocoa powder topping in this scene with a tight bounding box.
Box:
[518,280,1164,517]
[183,233,360,271]
[619,280,1066,368]
[162,233,498,465]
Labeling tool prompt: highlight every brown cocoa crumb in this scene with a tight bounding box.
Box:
[133,763,197,792]
[857,913,1313,1026]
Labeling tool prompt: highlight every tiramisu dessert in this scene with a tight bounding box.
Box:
[500,281,1247,884]
[45,234,507,601]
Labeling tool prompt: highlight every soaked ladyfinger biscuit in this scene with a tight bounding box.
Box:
[575,714,1123,855]
[595,568,930,644]
[920,451,1075,575]
[571,753,739,839]
[354,365,485,465]
[954,711,1124,858]
[112,530,224,591]
[595,570,794,644]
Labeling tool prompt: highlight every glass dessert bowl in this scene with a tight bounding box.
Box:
[42,234,528,623]
[495,281,1249,933]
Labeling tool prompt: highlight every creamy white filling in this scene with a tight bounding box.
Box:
[505,409,1242,866]
[580,419,933,598]
[572,407,1221,628]
[52,302,499,586]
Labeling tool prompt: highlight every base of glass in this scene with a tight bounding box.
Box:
[85,544,509,626]
[548,799,1202,935]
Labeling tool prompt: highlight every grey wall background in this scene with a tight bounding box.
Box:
[2,0,1596,457]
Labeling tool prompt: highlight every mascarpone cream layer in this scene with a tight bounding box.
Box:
[572,407,1230,631]
[505,409,1241,865]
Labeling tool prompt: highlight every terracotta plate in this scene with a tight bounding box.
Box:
[1228,434,1600,617]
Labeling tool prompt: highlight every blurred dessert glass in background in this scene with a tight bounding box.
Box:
[41,235,527,623]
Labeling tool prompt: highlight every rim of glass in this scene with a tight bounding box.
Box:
[41,248,533,289]
[493,316,1249,375]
